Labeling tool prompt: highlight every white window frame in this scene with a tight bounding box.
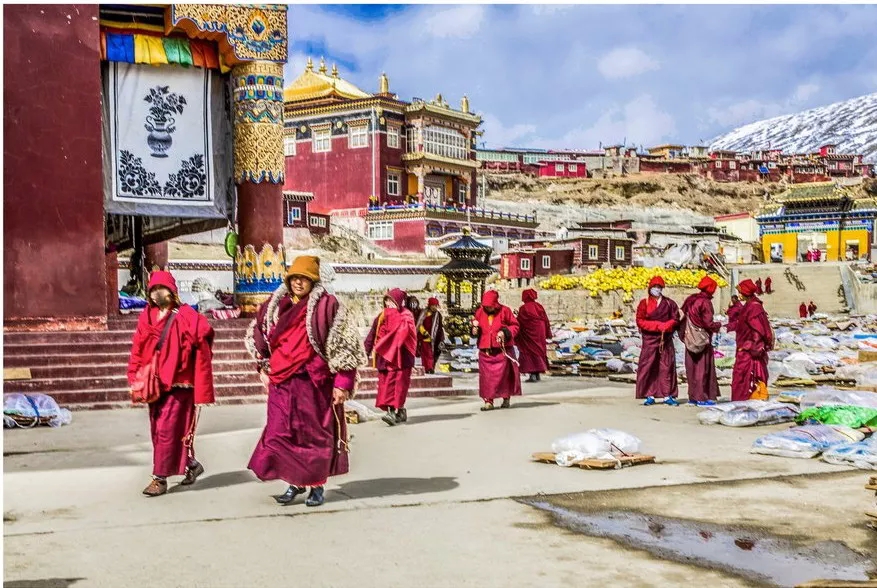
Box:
[729,160,737,170]
[568,164,578,173]
[715,161,722,169]
[555,163,564,173]
[588,244,599,260]
[287,206,301,225]
[387,172,400,197]
[520,257,531,271]
[457,182,467,202]
[541,255,551,269]
[615,245,625,260]
[387,126,400,149]
[419,125,468,160]
[768,162,777,169]
[368,221,394,241]
[313,128,331,153]
[283,136,296,157]
[348,124,369,149]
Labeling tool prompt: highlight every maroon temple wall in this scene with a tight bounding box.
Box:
[4,5,107,329]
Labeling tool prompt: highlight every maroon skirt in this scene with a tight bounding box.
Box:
[375,367,412,411]
[149,388,195,477]
[478,350,522,401]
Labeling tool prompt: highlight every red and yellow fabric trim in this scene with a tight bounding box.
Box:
[100,20,229,72]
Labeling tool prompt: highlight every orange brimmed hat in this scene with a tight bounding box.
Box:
[286,255,321,283]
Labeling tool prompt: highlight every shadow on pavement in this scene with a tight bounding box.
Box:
[404,413,472,425]
[170,469,256,493]
[505,401,558,409]
[5,579,85,588]
[334,477,459,501]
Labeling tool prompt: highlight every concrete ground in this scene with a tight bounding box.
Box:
[4,378,876,588]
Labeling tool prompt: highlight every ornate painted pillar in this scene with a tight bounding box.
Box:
[232,60,285,313]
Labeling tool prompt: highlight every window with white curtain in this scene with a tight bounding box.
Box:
[313,129,331,153]
[283,137,296,156]
[348,125,368,149]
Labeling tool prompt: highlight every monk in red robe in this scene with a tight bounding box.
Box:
[681,276,721,406]
[246,256,365,507]
[365,288,417,426]
[127,270,215,497]
[799,302,808,319]
[764,277,773,294]
[727,295,743,332]
[416,297,445,374]
[517,289,552,383]
[755,278,764,295]
[635,276,680,406]
[808,301,818,317]
[472,290,521,411]
[731,279,774,402]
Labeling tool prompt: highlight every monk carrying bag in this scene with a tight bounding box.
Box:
[682,313,710,354]
[130,312,177,404]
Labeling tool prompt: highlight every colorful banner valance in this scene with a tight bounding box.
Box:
[100,29,225,71]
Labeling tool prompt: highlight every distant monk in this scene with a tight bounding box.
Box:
[635,276,680,406]
[472,290,521,411]
[681,276,721,406]
[764,277,773,294]
[731,279,774,402]
[799,302,808,319]
[365,288,417,426]
[405,295,421,318]
[808,301,818,317]
[755,278,764,295]
[416,297,445,374]
[727,295,743,332]
[516,289,553,383]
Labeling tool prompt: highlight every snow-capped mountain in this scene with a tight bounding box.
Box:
[710,92,877,162]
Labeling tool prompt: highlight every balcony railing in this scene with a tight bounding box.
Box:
[366,201,537,225]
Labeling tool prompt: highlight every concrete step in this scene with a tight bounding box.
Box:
[3,350,255,367]
[4,339,251,355]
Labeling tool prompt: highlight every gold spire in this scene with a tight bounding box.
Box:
[461,95,470,114]
[331,63,339,78]
[319,57,327,74]
[379,72,389,94]
[435,93,443,105]
[306,56,313,72]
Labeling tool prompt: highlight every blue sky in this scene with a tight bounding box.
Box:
[285,4,877,150]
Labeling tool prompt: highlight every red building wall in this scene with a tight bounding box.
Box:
[382,218,426,253]
[532,249,574,276]
[4,5,107,328]
[537,161,587,178]
[500,252,534,280]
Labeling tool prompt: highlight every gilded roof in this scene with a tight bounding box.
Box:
[284,66,372,103]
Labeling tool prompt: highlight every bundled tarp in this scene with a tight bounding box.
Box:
[821,435,877,470]
[751,425,864,459]
[3,393,73,428]
[796,405,877,428]
[799,388,877,410]
[698,400,800,427]
[550,428,642,466]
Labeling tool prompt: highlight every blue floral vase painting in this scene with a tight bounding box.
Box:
[144,86,187,158]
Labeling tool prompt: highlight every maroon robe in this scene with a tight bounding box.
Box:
[474,293,522,401]
[731,297,773,402]
[727,302,743,332]
[681,292,721,402]
[364,300,417,411]
[248,293,355,487]
[516,294,552,375]
[635,295,680,399]
[416,310,444,373]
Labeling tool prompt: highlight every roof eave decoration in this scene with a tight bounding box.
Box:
[405,101,482,125]
[167,4,288,66]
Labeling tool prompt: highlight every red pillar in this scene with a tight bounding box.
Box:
[106,250,119,317]
[144,242,169,271]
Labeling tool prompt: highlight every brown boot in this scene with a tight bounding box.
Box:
[180,461,204,486]
[142,478,167,497]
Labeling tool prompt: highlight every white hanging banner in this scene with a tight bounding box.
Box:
[108,62,213,206]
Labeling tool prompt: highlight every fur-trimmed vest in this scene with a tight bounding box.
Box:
[244,282,366,389]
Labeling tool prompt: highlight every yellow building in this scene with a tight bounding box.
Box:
[757,183,876,263]
[647,144,685,158]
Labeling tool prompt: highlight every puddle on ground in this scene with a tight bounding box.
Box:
[524,500,873,587]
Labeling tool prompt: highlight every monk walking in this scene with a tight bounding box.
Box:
[472,290,521,411]
[127,270,215,497]
[635,276,680,406]
[681,276,722,406]
[416,297,445,374]
[516,289,552,383]
[727,295,743,332]
[731,279,774,402]
[808,300,818,317]
[764,276,773,294]
[799,302,808,319]
[755,278,764,295]
[365,288,417,426]
[246,256,365,507]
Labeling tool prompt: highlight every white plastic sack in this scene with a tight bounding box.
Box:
[799,388,877,410]
[3,393,72,428]
[821,436,877,470]
[590,428,642,455]
[550,428,642,464]
[782,353,819,378]
[751,425,864,459]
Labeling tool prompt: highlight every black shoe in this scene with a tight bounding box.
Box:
[535,373,542,382]
[306,486,325,507]
[526,374,538,383]
[396,408,408,423]
[382,409,397,426]
[500,398,511,409]
[274,485,306,505]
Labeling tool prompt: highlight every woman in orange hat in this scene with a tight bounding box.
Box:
[635,276,681,406]
[681,276,722,406]
[731,279,774,402]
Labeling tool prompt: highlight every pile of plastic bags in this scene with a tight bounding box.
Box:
[751,425,864,459]
[550,428,642,466]
[3,393,72,428]
[822,435,877,470]
[797,405,877,428]
[698,400,800,427]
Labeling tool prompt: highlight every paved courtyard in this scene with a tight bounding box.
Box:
[4,379,875,587]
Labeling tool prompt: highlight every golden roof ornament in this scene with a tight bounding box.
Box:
[379,72,390,94]
[435,93,443,105]
[319,57,327,74]
[306,57,313,72]
[461,95,470,114]
[331,64,339,78]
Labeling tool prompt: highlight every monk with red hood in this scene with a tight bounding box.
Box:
[365,288,418,426]
[127,270,215,497]
[731,279,774,402]
[416,297,445,374]
[681,276,722,406]
[472,290,521,411]
[635,276,680,406]
[246,256,365,507]
[517,289,553,383]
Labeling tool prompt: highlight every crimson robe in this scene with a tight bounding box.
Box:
[516,299,552,375]
[364,308,417,411]
[727,302,743,332]
[248,293,355,487]
[473,304,521,401]
[731,297,773,402]
[681,292,721,402]
[416,310,445,373]
[635,295,679,399]
[128,305,215,477]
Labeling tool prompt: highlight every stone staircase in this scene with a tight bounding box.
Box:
[735,264,847,318]
[3,317,473,410]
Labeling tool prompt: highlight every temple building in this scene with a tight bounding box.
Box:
[282,62,538,254]
[757,183,877,263]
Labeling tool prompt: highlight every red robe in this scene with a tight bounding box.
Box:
[248,292,356,487]
[727,302,743,332]
[473,304,521,401]
[681,292,721,402]
[416,310,444,373]
[635,296,679,399]
[364,308,417,411]
[799,304,808,318]
[516,297,552,375]
[127,305,215,477]
[764,277,772,294]
[731,297,773,402]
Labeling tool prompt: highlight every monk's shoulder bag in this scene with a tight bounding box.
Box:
[131,311,177,404]
[682,313,710,354]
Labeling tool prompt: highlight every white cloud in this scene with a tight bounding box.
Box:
[557,95,676,149]
[707,83,823,128]
[792,83,820,103]
[597,47,660,80]
[481,113,537,148]
[423,5,484,39]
